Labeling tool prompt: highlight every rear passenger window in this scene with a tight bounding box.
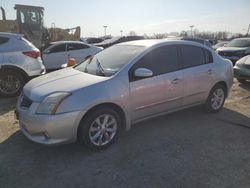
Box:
[181,45,206,68]
[0,37,9,45]
[129,45,179,81]
[67,43,89,51]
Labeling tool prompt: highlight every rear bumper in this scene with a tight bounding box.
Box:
[233,67,250,80]
[28,68,46,80]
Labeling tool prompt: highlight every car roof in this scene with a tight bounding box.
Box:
[0,32,24,38]
[117,39,210,49]
[50,41,88,45]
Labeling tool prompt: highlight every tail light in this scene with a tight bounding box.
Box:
[22,51,40,59]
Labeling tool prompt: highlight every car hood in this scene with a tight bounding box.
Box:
[217,46,248,52]
[242,55,250,65]
[23,68,108,102]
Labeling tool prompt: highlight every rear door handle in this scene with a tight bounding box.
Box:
[207,69,213,75]
[171,78,181,84]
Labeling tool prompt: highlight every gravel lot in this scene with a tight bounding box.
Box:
[0,80,250,188]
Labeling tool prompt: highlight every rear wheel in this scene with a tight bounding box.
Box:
[78,108,121,150]
[206,84,226,112]
[0,70,25,97]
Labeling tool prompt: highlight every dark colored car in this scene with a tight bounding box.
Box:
[95,36,144,48]
[181,37,212,48]
[81,37,104,44]
[216,38,250,65]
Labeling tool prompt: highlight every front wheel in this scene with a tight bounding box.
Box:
[206,84,226,113]
[78,108,121,150]
[0,70,25,97]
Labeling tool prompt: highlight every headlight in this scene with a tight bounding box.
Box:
[234,50,246,57]
[36,92,71,115]
[235,55,248,67]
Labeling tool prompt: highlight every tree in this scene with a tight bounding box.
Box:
[128,31,137,36]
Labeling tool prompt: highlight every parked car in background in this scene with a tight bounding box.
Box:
[42,41,102,71]
[212,41,229,50]
[233,55,250,84]
[80,37,104,44]
[0,32,45,97]
[216,38,250,64]
[181,37,212,48]
[95,36,144,48]
[16,39,233,150]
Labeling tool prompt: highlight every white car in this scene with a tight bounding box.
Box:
[0,32,45,97]
[42,41,102,70]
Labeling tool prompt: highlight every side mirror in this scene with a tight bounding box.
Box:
[67,58,77,67]
[134,68,153,78]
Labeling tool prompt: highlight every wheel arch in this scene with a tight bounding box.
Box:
[211,81,228,97]
[77,102,127,141]
[0,65,29,81]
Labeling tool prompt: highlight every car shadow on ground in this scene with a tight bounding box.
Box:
[238,82,250,91]
[0,97,17,116]
[1,106,250,188]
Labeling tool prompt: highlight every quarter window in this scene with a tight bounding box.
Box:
[204,49,213,63]
[130,45,179,81]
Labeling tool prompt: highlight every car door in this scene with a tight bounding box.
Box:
[0,37,10,66]
[180,45,216,106]
[129,45,183,121]
[42,43,67,70]
[67,43,92,64]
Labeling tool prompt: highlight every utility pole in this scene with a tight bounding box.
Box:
[246,24,250,37]
[120,30,123,36]
[190,25,194,37]
[103,25,107,39]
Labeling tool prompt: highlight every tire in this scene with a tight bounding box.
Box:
[78,108,121,150]
[205,84,226,113]
[0,70,25,97]
[237,78,248,84]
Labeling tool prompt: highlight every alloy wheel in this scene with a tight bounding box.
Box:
[89,114,117,146]
[211,88,225,110]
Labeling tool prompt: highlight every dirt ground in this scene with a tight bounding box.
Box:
[0,79,250,188]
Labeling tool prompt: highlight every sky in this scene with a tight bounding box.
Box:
[1,0,250,37]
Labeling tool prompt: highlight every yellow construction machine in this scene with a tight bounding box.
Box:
[0,4,81,48]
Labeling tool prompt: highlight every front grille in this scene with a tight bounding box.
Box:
[20,95,32,109]
[244,64,250,69]
[218,51,235,57]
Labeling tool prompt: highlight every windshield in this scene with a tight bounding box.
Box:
[227,39,250,48]
[75,45,145,77]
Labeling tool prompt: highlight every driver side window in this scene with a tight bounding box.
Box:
[129,45,179,82]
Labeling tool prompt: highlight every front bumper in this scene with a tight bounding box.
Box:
[220,56,240,65]
[233,67,250,80]
[18,108,81,145]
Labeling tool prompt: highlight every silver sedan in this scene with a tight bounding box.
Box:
[16,39,233,150]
